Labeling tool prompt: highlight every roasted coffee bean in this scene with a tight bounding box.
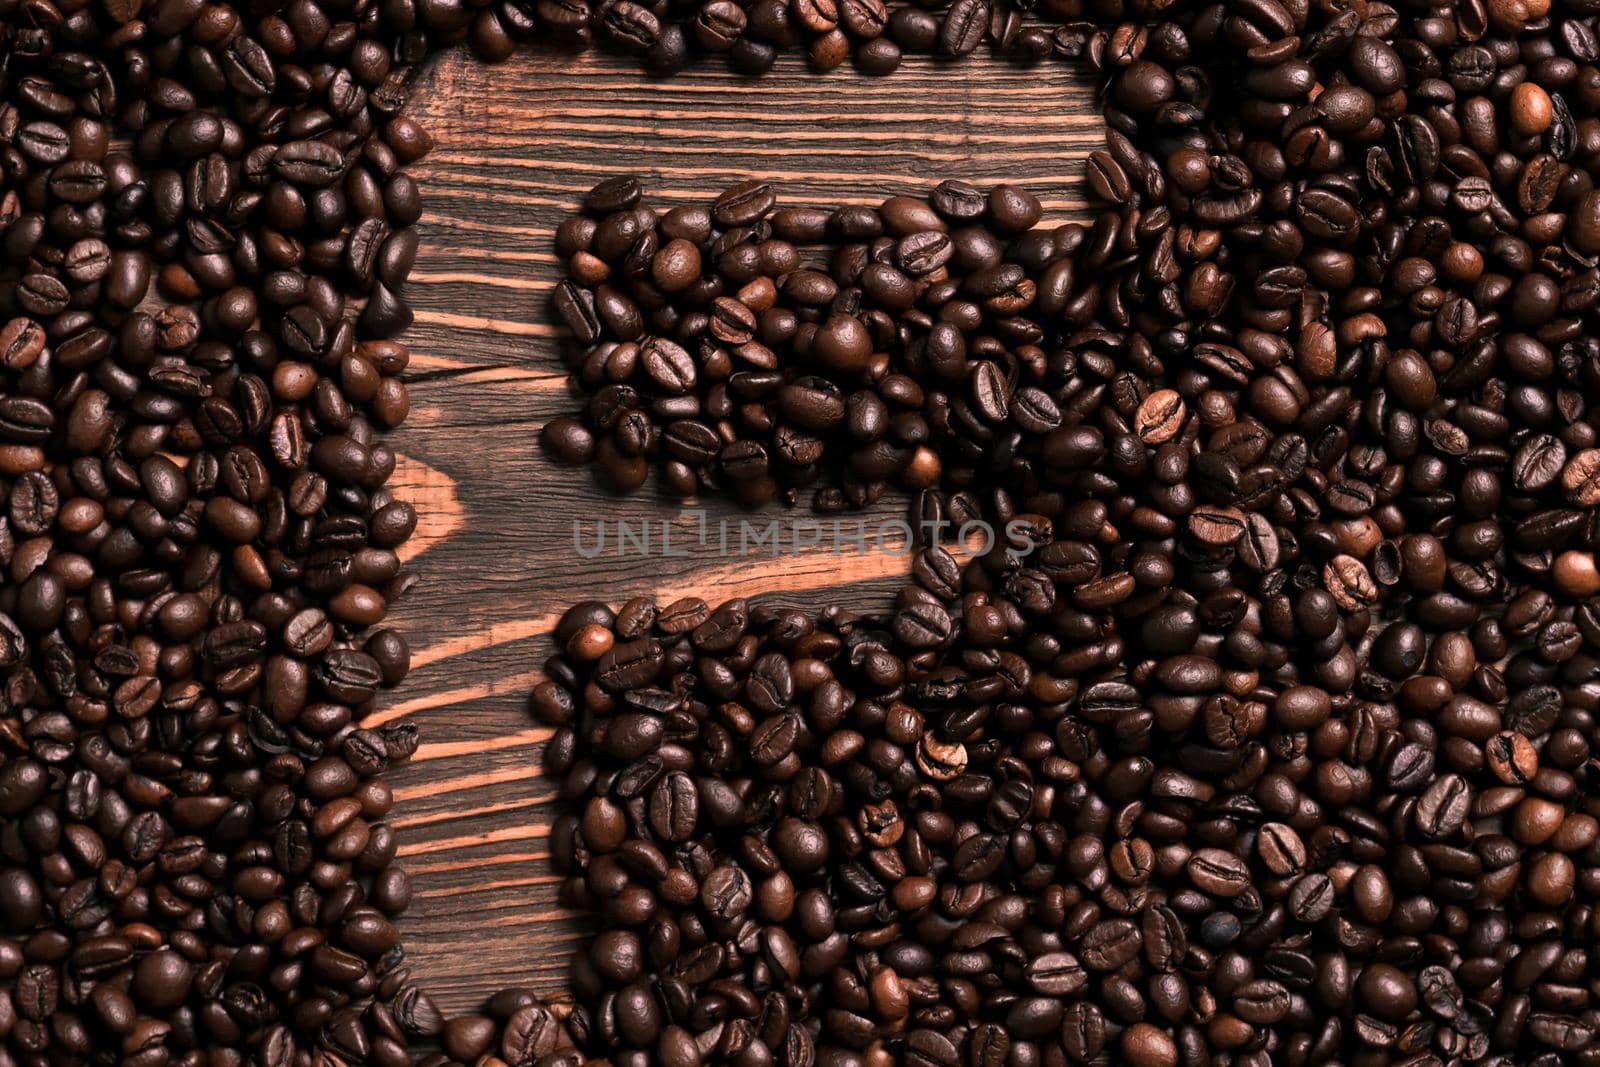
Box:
[1024,952,1087,996]
[939,0,989,56]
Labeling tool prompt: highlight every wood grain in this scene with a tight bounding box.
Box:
[383,45,1099,1011]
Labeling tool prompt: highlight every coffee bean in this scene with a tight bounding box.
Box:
[1415,773,1471,839]
[1288,873,1335,923]
[1256,823,1307,876]
[701,864,753,919]
[712,179,776,226]
[1023,951,1087,995]
[1187,848,1251,897]
[1187,505,1246,546]
[1079,919,1141,971]
[970,361,1010,422]
[1487,730,1538,785]
[640,337,697,394]
[1135,389,1185,444]
[1086,150,1133,204]
[939,0,988,56]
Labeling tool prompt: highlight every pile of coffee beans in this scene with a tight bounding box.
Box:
[11,0,1600,1060]
[465,0,1055,76]
[0,0,472,1063]
[532,157,1600,1056]
[528,1,1600,1062]
[542,176,1053,513]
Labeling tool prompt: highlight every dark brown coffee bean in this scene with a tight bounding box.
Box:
[939,0,989,55]
[273,140,346,187]
[1024,951,1087,995]
[713,180,776,226]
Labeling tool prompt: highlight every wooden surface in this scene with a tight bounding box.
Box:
[383,46,1100,1011]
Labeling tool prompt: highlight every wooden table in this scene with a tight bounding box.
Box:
[384,46,1098,1011]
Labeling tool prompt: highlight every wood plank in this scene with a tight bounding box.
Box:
[381,44,1097,1012]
